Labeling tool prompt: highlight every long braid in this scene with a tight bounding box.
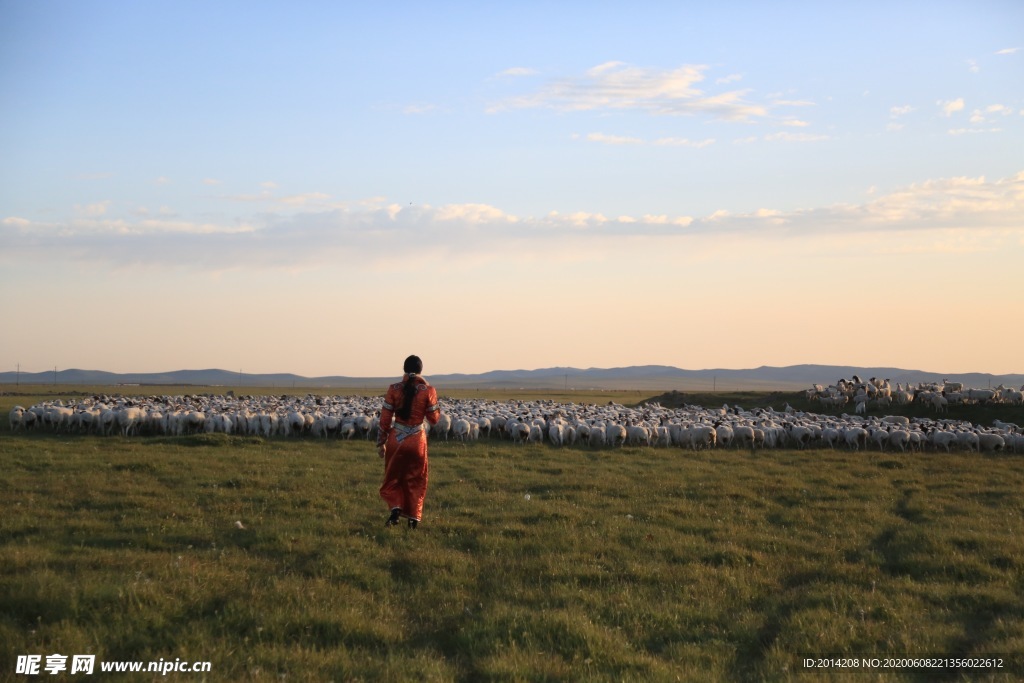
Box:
[396,355,423,421]
[397,375,417,420]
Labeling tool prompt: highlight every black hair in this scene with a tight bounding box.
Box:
[403,355,423,374]
[397,355,423,420]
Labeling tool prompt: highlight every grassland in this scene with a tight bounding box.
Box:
[2,390,1024,682]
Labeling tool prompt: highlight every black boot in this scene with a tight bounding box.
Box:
[386,507,401,527]
[408,518,418,529]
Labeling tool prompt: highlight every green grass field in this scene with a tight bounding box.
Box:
[2,391,1024,681]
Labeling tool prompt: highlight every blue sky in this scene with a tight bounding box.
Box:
[1,1,1022,377]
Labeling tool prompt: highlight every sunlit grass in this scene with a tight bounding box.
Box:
[2,428,1024,681]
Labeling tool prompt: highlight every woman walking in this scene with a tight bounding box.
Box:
[377,355,441,528]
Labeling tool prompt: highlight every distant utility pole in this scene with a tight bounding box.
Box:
[54,366,57,385]
[16,362,19,386]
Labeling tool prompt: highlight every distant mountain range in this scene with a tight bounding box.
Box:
[2,365,1021,392]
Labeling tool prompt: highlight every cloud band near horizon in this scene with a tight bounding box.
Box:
[3,172,1022,271]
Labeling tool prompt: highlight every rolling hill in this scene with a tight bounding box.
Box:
[1,364,1021,392]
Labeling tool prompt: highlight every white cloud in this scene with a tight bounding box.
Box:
[586,133,644,145]
[203,178,223,186]
[490,62,768,121]
[154,176,171,186]
[948,127,1002,135]
[5,173,1020,270]
[939,98,965,116]
[996,47,1020,55]
[654,137,715,148]
[771,99,816,107]
[968,59,980,73]
[716,73,742,84]
[638,214,693,227]
[780,119,810,127]
[764,132,829,143]
[890,105,914,117]
[279,192,331,206]
[497,67,537,77]
[434,203,517,224]
[986,104,1012,115]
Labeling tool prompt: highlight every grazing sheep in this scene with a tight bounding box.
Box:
[432,413,453,441]
[785,423,814,449]
[733,425,755,450]
[12,380,1016,459]
[527,423,545,444]
[548,422,565,447]
[1001,388,1023,405]
[977,432,1005,453]
[626,423,650,447]
[606,423,627,448]
[690,424,717,450]
[821,426,842,449]
[453,418,473,442]
[956,430,980,453]
[9,406,26,431]
[843,427,868,451]
[928,429,957,453]
[715,423,734,448]
[965,389,997,405]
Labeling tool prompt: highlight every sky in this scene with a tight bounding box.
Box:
[1,1,1022,377]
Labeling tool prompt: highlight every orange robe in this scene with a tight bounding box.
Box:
[377,374,440,522]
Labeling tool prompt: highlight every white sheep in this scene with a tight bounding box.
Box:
[692,424,717,450]
[606,423,627,448]
[8,405,25,432]
[1001,388,1023,405]
[956,430,979,452]
[453,418,473,442]
[928,429,957,453]
[431,413,453,440]
[548,422,565,447]
[868,427,889,451]
[715,423,734,448]
[843,426,867,451]
[785,424,814,449]
[821,426,841,449]
[965,389,996,404]
[977,432,1004,453]
[626,423,650,447]
[733,425,755,449]
[992,420,1019,432]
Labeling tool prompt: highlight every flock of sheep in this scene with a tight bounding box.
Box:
[7,376,1024,454]
[807,376,1024,413]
